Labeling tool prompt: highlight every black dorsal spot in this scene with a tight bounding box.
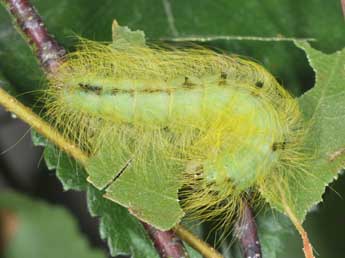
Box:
[272,141,287,151]
[255,81,264,88]
[219,72,228,85]
[183,76,195,87]
[78,83,102,94]
[111,88,120,95]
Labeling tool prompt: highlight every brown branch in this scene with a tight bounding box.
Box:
[235,200,262,258]
[1,0,66,73]
[142,222,189,258]
[342,0,345,19]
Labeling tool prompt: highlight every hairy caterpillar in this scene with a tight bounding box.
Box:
[45,26,307,234]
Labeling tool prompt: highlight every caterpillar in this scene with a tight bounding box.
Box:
[45,30,307,234]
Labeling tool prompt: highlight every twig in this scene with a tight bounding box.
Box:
[342,0,345,18]
[1,0,66,73]
[142,222,189,258]
[174,224,223,258]
[0,87,88,165]
[234,200,262,258]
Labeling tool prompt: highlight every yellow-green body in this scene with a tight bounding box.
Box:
[47,40,304,220]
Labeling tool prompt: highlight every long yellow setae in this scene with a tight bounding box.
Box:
[46,38,307,225]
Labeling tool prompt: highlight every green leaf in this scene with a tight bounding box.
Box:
[0,70,16,94]
[87,186,159,258]
[262,41,345,221]
[0,191,105,258]
[31,132,159,257]
[86,137,184,230]
[257,211,296,258]
[296,41,345,218]
[184,244,203,258]
[111,19,146,47]
[32,131,87,191]
[104,165,184,230]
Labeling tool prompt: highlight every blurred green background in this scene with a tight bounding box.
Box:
[0,1,344,258]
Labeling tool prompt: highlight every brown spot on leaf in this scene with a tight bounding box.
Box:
[328,148,345,162]
[0,210,19,255]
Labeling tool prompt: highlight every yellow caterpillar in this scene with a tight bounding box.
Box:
[45,35,307,227]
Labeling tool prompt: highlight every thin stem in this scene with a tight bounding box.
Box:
[280,189,315,258]
[234,200,262,258]
[174,224,223,258]
[0,87,88,164]
[142,222,189,258]
[342,0,345,18]
[1,0,66,73]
